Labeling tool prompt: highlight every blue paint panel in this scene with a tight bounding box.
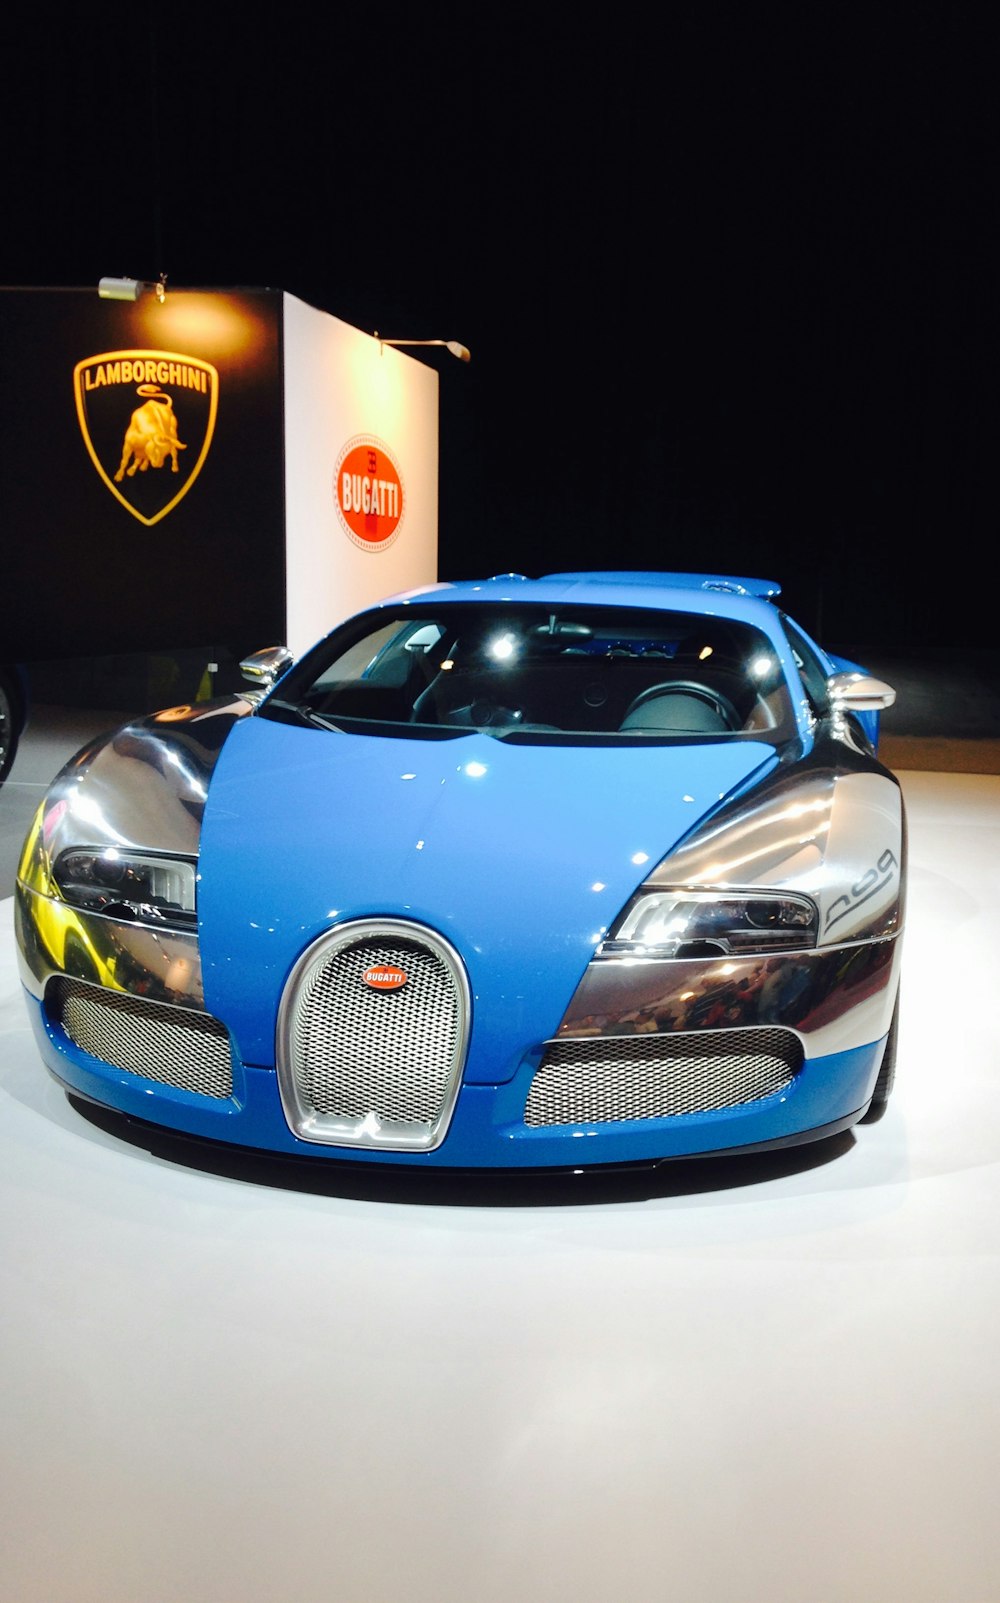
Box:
[196,718,776,1076]
[540,571,782,599]
[397,574,784,619]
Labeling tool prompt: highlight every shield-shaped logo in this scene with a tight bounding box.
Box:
[74,350,219,525]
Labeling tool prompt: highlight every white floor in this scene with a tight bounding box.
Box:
[1,770,998,1603]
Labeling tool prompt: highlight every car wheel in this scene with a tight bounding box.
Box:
[0,668,22,785]
[861,989,899,1122]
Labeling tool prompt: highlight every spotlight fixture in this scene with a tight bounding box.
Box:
[98,274,168,304]
[374,334,470,362]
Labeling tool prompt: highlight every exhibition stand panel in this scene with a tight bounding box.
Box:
[0,287,440,667]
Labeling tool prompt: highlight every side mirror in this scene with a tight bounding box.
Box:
[239,646,294,698]
[826,670,896,712]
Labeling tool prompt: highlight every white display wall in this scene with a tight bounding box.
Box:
[282,293,440,656]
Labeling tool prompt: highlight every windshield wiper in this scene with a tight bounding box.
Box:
[263,701,477,740]
[262,698,345,732]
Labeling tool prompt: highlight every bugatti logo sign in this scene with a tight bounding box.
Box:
[74,350,219,526]
[363,966,408,991]
[335,435,405,552]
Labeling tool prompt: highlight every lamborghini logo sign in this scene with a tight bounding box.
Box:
[74,350,219,525]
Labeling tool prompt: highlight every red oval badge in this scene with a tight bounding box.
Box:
[334,435,405,551]
[363,966,408,991]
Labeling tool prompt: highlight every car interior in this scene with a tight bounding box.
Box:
[265,608,796,742]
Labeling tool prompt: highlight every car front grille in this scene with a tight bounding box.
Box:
[50,977,233,1099]
[525,1027,803,1126]
[277,920,470,1150]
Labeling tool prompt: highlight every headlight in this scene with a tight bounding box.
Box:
[603,889,818,958]
[52,847,197,930]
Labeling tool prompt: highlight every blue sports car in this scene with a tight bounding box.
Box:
[14,572,904,1171]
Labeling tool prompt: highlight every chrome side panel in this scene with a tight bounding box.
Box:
[14,698,250,1007]
[21,697,253,867]
[558,730,905,1057]
[639,735,906,946]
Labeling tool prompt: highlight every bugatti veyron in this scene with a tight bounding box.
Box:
[14,571,904,1170]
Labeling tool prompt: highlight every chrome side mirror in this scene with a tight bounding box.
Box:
[826,671,896,712]
[239,645,294,689]
[239,645,294,700]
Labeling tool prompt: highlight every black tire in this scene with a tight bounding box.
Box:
[861,989,899,1122]
[0,667,23,785]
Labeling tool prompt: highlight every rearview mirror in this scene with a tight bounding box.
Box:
[239,646,294,693]
[826,671,896,712]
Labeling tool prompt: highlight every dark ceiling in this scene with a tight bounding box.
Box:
[1,11,994,649]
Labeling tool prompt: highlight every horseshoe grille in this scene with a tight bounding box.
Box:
[277,920,471,1150]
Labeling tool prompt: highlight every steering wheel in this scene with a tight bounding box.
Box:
[622,680,740,731]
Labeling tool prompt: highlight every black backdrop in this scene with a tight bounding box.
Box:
[0,290,284,664]
[1,11,995,655]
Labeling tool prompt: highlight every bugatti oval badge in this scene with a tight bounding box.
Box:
[334,435,405,552]
[363,965,408,991]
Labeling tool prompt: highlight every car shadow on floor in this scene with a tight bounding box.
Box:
[67,1092,858,1207]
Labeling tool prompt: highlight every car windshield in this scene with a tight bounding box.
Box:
[259,602,798,744]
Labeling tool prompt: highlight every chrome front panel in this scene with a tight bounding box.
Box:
[277,919,471,1151]
[558,936,901,1059]
[15,884,206,1010]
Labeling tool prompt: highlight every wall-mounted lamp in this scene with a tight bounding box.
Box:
[374,334,470,362]
[98,274,168,304]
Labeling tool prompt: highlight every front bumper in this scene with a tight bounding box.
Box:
[17,879,901,1169]
[24,983,890,1169]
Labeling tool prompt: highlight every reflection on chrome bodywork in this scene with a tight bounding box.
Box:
[558,729,906,1060]
[21,697,252,867]
[14,697,250,1014]
[558,937,900,1060]
[636,738,906,946]
[239,645,294,697]
[827,671,896,712]
[15,884,206,1010]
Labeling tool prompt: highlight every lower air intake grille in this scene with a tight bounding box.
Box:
[526,1027,803,1126]
[277,919,470,1151]
[51,978,233,1099]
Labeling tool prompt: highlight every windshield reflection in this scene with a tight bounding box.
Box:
[259,603,798,746]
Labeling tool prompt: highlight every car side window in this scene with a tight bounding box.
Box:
[779,615,830,712]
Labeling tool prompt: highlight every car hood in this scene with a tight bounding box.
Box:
[197,717,777,1078]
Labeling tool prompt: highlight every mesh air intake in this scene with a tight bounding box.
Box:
[526,1027,802,1126]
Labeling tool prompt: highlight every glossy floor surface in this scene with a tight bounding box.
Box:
[1,745,999,1600]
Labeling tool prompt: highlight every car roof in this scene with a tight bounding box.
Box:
[379,571,785,630]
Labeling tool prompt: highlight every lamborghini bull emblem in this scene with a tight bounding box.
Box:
[115,385,187,480]
[74,350,219,525]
